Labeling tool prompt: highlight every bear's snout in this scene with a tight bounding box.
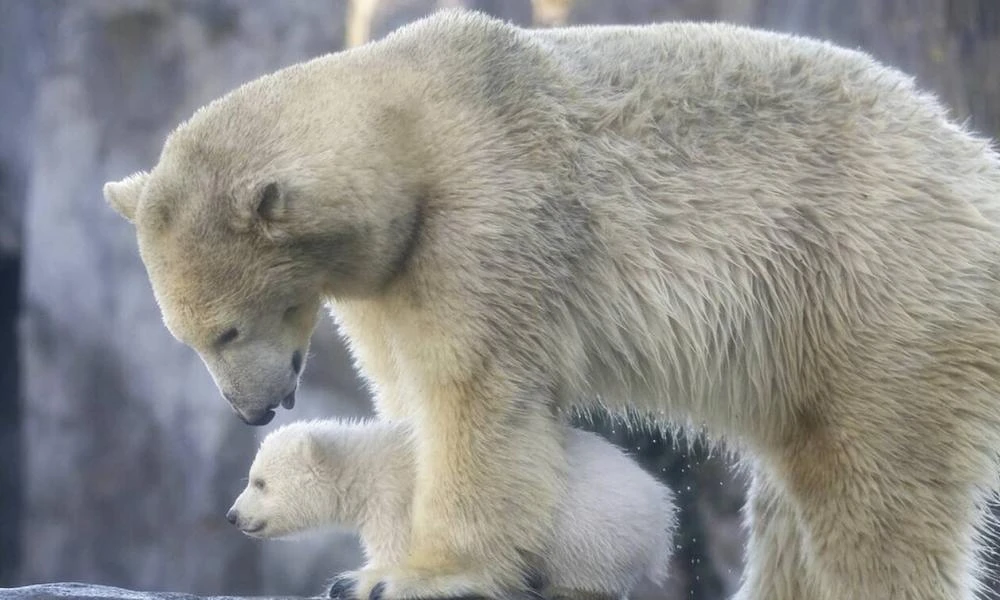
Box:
[226,506,267,535]
[220,380,298,426]
[230,403,277,427]
[205,342,304,426]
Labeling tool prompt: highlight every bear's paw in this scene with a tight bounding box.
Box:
[326,565,545,600]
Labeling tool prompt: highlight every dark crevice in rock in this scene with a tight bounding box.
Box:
[0,249,21,587]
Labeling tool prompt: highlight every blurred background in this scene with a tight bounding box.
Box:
[0,0,998,598]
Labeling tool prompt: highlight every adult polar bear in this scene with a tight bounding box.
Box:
[103,9,1000,600]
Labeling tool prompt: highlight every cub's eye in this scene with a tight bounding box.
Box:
[283,305,300,322]
[216,328,239,346]
[252,478,266,491]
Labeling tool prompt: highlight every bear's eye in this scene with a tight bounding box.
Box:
[283,305,300,323]
[216,328,239,346]
[252,478,266,491]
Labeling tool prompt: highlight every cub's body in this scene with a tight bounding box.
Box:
[228,420,676,599]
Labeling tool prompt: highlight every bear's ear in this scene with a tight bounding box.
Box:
[103,171,150,223]
[254,181,288,223]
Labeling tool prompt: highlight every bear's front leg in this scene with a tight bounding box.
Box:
[341,373,568,600]
[733,468,820,600]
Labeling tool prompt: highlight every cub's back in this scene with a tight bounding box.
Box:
[546,429,676,592]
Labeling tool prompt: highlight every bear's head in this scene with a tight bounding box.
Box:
[227,423,332,539]
[102,66,425,425]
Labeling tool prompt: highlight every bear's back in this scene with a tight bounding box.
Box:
[389,11,926,129]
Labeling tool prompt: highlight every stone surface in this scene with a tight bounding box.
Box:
[18,1,369,596]
[1,583,303,600]
[0,0,47,587]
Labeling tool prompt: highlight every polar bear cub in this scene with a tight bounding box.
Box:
[228,419,676,599]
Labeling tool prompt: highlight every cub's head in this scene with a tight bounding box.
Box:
[103,68,423,425]
[227,423,330,539]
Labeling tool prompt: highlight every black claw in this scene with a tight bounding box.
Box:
[368,581,386,600]
[328,577,354,599]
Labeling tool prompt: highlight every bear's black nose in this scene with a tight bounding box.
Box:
[226,508,238,525]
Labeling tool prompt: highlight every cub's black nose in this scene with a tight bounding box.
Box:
[291,350,303,375]
[226,508,238,525]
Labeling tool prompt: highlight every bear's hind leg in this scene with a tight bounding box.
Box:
[776,416,982,600]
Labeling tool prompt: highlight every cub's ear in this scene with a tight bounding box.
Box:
[302,433,326,465]
[103,171,150,223]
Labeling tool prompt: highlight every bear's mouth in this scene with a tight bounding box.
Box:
[242,522,266,535]
[245,410,275,426]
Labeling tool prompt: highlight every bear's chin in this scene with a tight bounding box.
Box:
[257,528,318,542]
[240,522,267,537]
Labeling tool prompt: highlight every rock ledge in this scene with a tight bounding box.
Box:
[1,583,305,600]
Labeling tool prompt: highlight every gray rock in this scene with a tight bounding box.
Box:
[19,0,369,595]
[1,582,549,600]
[0,0,47,587]
[0,582,303,600]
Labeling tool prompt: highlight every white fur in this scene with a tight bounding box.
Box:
[229,420,677,599]
[106,9,1000,599]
